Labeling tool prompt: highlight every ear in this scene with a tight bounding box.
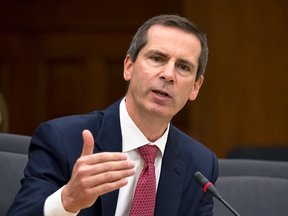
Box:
[123,54,134,81]
[189,75,204,101]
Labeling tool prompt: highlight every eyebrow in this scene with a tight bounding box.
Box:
[145,49,196,70]
[145,50,168,58]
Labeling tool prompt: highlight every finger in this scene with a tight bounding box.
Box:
[84,152,128,166]
[89,160,135,176]
[86,168,135,189]
[91,178,131,197]
[81,130,95,157]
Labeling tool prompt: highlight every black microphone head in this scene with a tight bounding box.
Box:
[194,171,210,188]
[194,172,240,215]
[194,171,222,200]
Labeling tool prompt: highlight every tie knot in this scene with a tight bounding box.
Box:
[138,144,159,164]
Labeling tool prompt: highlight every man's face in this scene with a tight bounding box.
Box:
[124,24,204,121]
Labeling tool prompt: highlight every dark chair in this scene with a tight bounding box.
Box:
[213,159,288,216]
[0,133,31,216]
[227,146,288,161]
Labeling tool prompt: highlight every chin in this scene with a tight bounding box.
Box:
[146,105,174,119]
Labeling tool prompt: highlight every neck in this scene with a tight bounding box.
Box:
[132,114,169,143]
[125,100,170,143]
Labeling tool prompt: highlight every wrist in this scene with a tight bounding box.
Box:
[61,185,81,213]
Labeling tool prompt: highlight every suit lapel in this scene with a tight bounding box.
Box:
[93,100,187,216]
[154,125,187,216]
[94,100,123,216]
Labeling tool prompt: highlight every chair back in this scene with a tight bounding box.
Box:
[0,133,31,216]
[214,159,288,216]
[228,146,288,161]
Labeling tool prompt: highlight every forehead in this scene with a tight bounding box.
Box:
[143,25,201,62]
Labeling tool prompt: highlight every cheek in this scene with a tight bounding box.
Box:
[131,64,151,83]
[131,70,145,84]
[180,78,193,90]
[130,68,148,91]
[177,81,194,100]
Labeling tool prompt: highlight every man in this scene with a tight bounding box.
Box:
[7,14,218,216]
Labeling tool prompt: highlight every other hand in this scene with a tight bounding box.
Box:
[61,130,135,213]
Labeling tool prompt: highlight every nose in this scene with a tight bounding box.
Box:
[160,62,175,83]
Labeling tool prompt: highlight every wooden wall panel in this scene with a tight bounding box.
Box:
[45,59,87,119]
[0,0,185,136]
[184,0,288,157]
[0,59,10,132]
[4,0,286,159]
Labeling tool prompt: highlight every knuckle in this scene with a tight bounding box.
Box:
[76,157,86,165]
[79,178,90,188]
[103,163,112,171]
[77,166,88,177]
[102,184,112,193]
[97,153,106,161]
[103,172,113,181]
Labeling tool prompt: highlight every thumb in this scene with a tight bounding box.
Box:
[81,129,94,157]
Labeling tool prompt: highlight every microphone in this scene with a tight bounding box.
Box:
[194,171,241,216]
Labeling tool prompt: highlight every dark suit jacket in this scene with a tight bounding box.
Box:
[7,99,218,216]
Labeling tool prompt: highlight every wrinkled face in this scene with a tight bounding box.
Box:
[124,25,204,120]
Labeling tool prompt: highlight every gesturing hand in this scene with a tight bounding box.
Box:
[61,130,135,213]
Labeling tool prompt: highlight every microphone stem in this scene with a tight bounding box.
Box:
[218,198,241,216]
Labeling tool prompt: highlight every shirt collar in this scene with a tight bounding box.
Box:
[119,98,169,157]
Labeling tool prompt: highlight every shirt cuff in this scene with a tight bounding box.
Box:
[44,186,79,216]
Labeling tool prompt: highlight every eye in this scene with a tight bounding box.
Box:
[150,56,162,62]
[147,55,166,67]
[176,63,191,72]
[180,65,189,71]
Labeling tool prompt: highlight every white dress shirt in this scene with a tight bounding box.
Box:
[44,98,169,216]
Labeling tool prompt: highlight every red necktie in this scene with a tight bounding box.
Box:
[129,144,159,216]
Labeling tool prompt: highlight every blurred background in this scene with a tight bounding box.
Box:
[0,0,287,158]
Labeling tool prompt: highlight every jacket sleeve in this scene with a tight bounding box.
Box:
[6,122,72,216]
[195,152,219,216]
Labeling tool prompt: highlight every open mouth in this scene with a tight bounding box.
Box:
[152,90,171,98]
